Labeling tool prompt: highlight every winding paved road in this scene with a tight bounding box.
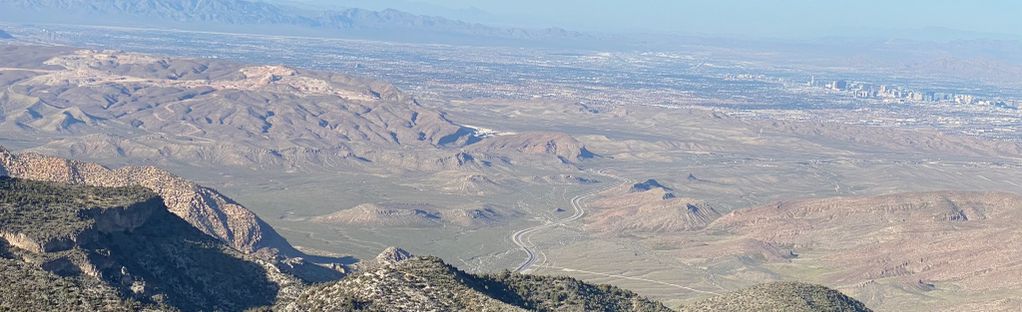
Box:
[511,169,628,273]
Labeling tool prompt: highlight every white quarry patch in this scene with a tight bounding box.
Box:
[37,51,377,102]
[462,124,516,137]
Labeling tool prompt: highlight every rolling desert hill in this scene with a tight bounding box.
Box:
[0,46,592,171]
[309,202,512,228]
[587,179,722,233]
[691,191,1022,310]
[432,171,514,196]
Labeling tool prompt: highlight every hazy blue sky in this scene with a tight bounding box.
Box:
[288,0,1022,39]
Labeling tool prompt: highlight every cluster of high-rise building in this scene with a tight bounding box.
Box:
[807,76,1017,108]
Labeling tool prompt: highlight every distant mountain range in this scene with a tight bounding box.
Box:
[0,28,12,39]
[0,0,590,46]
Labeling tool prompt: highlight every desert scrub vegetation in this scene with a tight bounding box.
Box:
[480,270,674,312]
[0,257,166,311]
[679,281,872,312]
[279,256,671,312]
[0,177,156,242]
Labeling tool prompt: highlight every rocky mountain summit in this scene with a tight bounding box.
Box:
[373,247,414,266]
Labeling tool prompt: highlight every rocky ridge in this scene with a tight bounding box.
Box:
[0,146,296,258]
[0,178,303,311]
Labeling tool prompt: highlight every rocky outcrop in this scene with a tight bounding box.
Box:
[630,179,672,192]
[0,146,299,258]
[0,197,161,254]
[374,247,413,266]
[0,177,302,311]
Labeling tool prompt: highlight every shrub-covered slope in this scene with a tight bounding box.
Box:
[278,255,673,312]
[680,281,872,312]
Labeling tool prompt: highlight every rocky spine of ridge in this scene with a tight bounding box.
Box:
[0,146,298,259]
[374,246,413,265]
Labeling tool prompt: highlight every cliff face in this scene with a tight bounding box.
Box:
[0,197,161,254]
[0,177,301,311]
[85,198,161,235]
[0,146,298,258]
